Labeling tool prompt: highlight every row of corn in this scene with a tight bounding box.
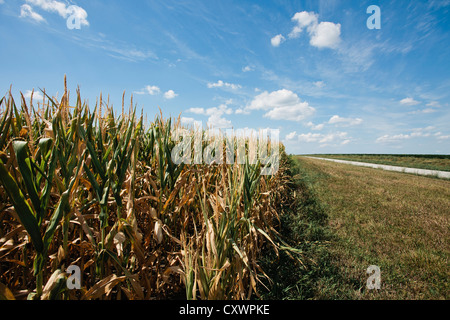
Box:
[0,80,297,300]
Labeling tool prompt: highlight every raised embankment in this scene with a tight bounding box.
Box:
[305,157,450,179]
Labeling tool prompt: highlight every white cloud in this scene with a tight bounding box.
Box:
[432,131,450,140]
[246,89,315,122]
[309,21,341,49]
[286,131,297,140]
[20,4,46,23]
[296,133,323,143]
[23,90,44,101]
[206,104,233,116]
[164,90,178,99]
[426,101,441,108]
[207,80,241,90]
[376,134,411,143]
[289,11,318,38]
[289,131,350,144]
[409,108,437,114]
[188,104,232,116]
[134,86,177,99]
[187,107,205,114]
[242,65,253,72]
[134,85,160,95]
[235,108,250,115]
[207,113,232,129]
[400,97,420,106]
[206,105,233,129]
[180,117,202,128]
[271,34,285,47]
[187,104,233,129]
[306,122,324,130]
[313,81,326,88]
[375,127,440,144]
[328,115,363,127]
[287,11,341,49]
[25,0,89,27]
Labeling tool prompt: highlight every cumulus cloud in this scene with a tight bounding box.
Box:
[180,117,202,128]
[164,90,178,99]
[206,104,233,116]
[23,89,44,101]
[24,0,89,27]
[286,131,297,140]
[270,34,285,47]
[328,115,363,127]
[20,4,46,23]
[306,122,324,130]
[187,107,205,114]
[313,81,326,88]
[207,80,241,90]
[376,127,442,143]
[242,65,253,72]
[206,104,233,129]
[133,85,177,99]
[246,89,315,122]
[309,21,341,49]
[235,108,250,115]
[187,104,233,129]
[289,11,319,38]
[284,11,341,49]
[400,97,420,106]
[207,114,232,129]
[134,85,161,95]
[287,131,350,145]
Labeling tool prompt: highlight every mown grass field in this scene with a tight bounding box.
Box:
[286,156,450,300]
[307,154,450,172]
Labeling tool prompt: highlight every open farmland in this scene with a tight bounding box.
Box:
[307,154,450,172]
[293,156,450,299]
[0,84,448,301]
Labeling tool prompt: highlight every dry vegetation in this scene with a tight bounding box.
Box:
[0,80,297,300]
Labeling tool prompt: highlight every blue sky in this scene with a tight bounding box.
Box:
[1,0,449,154]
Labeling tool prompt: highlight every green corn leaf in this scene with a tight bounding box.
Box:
[33,253,45,276]
[12,141,42,219]
[0,103,12,151]
[0,159,43,253]
[42,190,69,252]
[39,139,58,222]
[83,162,100,199]
[42,156,81,252]
[86,139,106,181]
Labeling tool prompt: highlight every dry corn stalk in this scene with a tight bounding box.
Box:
[0,80,296,300]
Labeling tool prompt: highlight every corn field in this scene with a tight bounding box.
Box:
[0,80,297,300]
